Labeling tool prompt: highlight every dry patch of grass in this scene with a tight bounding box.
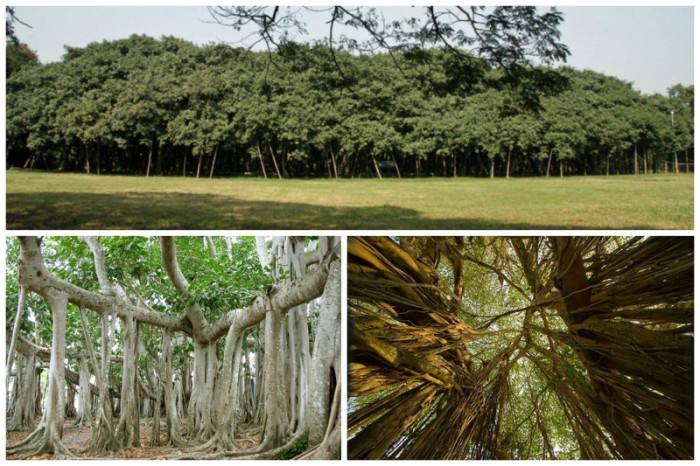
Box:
[6,171,693,230]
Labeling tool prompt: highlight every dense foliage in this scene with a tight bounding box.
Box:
[7,35,693,178]
[348,236,693,460]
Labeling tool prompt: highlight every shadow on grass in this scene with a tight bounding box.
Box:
[6,191,658,230]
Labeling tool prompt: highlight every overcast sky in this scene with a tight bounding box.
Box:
[11,5,694,95]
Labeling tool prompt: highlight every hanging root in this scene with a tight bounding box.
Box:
[87,415,120,455]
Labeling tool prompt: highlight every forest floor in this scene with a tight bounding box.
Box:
[6,171,693,229]
[6,419,261,460]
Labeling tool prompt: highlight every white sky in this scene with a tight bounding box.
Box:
[9,4,695,95]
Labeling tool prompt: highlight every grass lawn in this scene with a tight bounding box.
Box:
[6,171,693,230]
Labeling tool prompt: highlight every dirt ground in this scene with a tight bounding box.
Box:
[6,419,261,460]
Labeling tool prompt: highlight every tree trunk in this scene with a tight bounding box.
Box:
[643,149,648,174]
[674,151,678,174]
[9,293,72,458]
[371,154,382,180]
[189,341,207,433]
[305,258,341,445]
[156,140,163,175]
[65,381,77,419]
[146,140,154,177]
[261,310,290,449]
[489,157,495,179]
[150,353,163,446]
[546,148,553,177]
[6,285,27,392]
[8,351,38,431]
[75,351,93,427]
[206,142,219,179]
[330,148,339,180]
[256,143,268,179]
[195,152,203,179]
[159,330,186,446]
[212,324,244,449]
[269,143,283,179]
[115,315,139,448]
[506,149,512,179]
[85,309,118,453]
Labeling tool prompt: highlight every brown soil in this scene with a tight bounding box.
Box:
[6,419,261,460]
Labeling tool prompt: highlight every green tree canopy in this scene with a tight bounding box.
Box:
[348,236,692,460]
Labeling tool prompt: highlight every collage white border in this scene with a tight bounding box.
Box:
[1,0,697,463]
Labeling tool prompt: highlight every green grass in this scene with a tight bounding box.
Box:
[6,171,693,230]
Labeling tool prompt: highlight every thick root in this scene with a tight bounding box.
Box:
[7,424,45,450]
[9,428,75,459]
[295,424,340,460]
[87,420,120,454]
[224,431,308,460]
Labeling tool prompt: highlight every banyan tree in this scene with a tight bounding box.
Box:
[348,236,693,460]
[6,236,341,460]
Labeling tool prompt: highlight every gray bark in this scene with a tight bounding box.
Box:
[6,285,28,392]
[8,351,38,431]
[305,258,341,444]
[8,292,73,458]
[116,315,139,448]
[75,351,93,427]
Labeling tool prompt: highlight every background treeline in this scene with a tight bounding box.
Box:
[6,35,694,178]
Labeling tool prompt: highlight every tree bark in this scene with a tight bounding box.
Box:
[305,258,341,444]
[8,351,38,431]
[261,309,289,449]
[8,292,73,458]
[146,139,154,177]
[256,143,268,179]
[506,149,512,179]
[372,153,383,179]
[115,315,140,449]
[269,143,283,179]
[330,147,339,180]
[6,285,27,392]
[209,142,220,179]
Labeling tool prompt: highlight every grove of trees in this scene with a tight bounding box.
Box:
[7,34,693,179]
[6,236,341,460]
[348,236,693,460]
